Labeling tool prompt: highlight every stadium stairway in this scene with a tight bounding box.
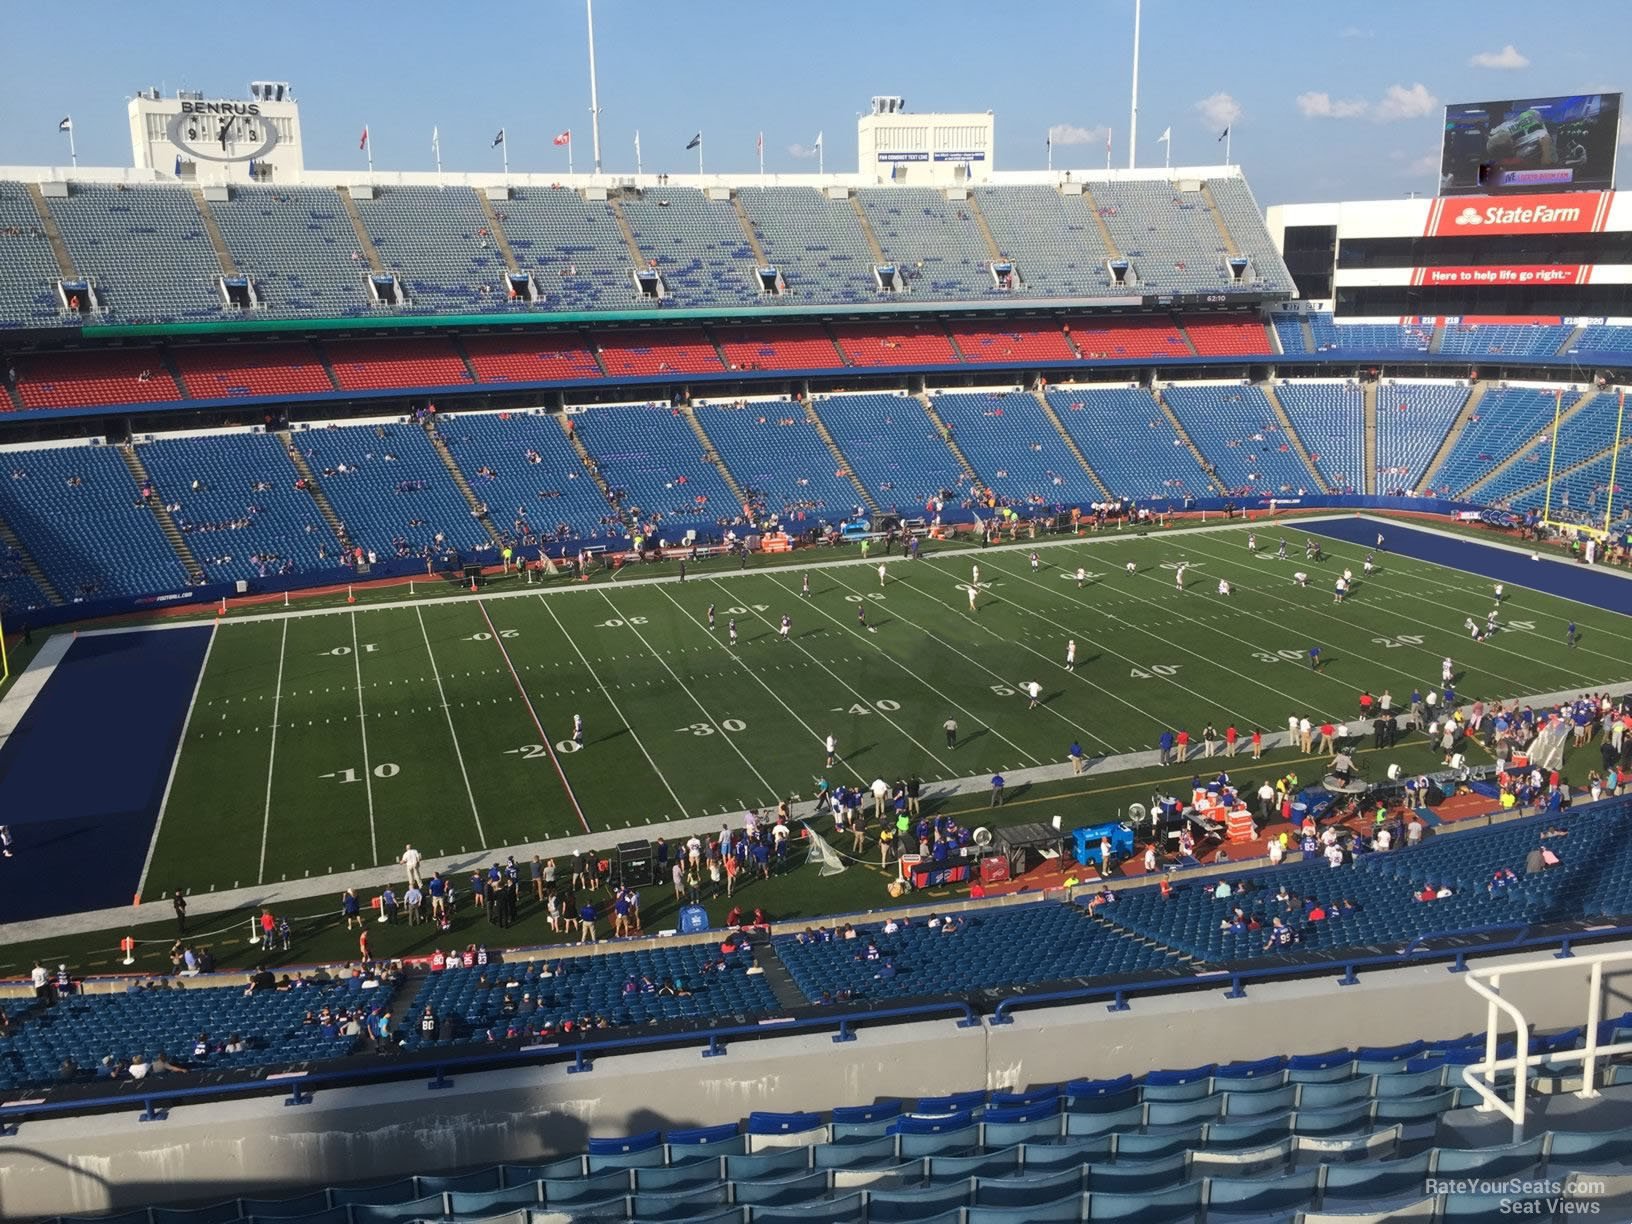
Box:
[1199,183,1241,260]
[0,512,63,605]
[424,417,506,548]
[801,402,880,515]
[606,194,647,267]
[1030,388,1112,499]
[473,191,521,275]
[1429,321,1446,353]
[25,183,77,282]
[117,444,205,585]
[1556,323,1588,357]
[1076,184,1124,262]
[1460,388,1598,500]
[1152,389,1225,493]
[335,188,386,273]
[560,414,630,530]
[682,406,753,518]
[1260,383,1331,493]
[964,193,1008,271]
[279,432,355,551]
[1418,381,1488,494]
[847,195,890,268]
[189,187,239,275]
[916,391,982,488]
[730,195,771,268]
[1363,381,1379,495]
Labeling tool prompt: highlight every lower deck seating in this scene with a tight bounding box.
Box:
[568,404,742,528]
[1,977,390,1093]
[809,392,969,512]
[1375,382,1470,494]
[693,401,865,522]
[930,391,1101,506]
[1046,386,1215,499]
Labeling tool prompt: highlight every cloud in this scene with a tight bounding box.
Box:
[1407,152,1441,176]
[1297,82,1438,122]
[1469,44,1530,69]
[1340,25,1373,39]
[1297,91,1369,120]
[1047,122,1109,147]
[786,142,820,159]
[1374,82,1440,121]
[1195,92,1242,132]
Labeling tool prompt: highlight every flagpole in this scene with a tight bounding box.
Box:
[1105,126,1112,172]
[502,132,509,178]
[1225,127,1232,166]
[585,0,604,175]
[758,133,764,181]
[1128,0,1141,169]
[817,132,824,176]
[635,130,642,177]
[697,132,704,178]
[365,123,373,174]
[568,130,574,176]
[433,127,442,187]
[1046,136,1052,174]
[63,117,77,169]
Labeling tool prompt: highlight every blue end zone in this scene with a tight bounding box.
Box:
[0,626,212,922]
[1310,517,1632,617]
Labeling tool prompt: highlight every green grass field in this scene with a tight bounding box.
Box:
[138,520,1632,902]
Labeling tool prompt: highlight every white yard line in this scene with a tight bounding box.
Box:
[923,553,1283,726]
[728,576,993,771]
[654,585,867,788]
[539,594,690,819]
[476,597,591,834]
[416,605,487,847]
[1168,534,1603,692]
[136,622,217,901]
[598,589,780,799]
[256,618,289,885]
[70,515,1326,638]
[350,611,379,865]
[825,566,1126,754]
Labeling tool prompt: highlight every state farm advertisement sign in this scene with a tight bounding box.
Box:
[1424,192,1612,237]
[1411,264,1591,287]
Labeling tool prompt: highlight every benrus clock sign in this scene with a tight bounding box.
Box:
[166,101,279,164]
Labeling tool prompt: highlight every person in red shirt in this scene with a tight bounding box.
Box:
[430,950,446,972]
[1319,723,1336,752]
[1175,729,1190,763]
[1224,725,1238,757]
[259,910,276,944]
[358,928,371,961]
[1251,728,1263,760]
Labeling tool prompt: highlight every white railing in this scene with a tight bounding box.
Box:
[1461,948,1632,1141]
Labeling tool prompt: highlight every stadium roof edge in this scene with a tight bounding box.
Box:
[0,163,1246,190]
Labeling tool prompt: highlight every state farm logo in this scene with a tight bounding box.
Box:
[1457,203,1583,227]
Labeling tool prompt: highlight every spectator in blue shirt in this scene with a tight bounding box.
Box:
[1158,729,1175,766]
[1069,740,1085,775]
[990,773,1005,807]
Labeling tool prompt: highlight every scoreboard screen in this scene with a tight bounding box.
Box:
[1440,93,1620,196]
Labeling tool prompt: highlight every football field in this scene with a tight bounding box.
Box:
[137,519,1632,900]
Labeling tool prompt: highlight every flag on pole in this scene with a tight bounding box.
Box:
[553,130,571,146]
[1217,125,1230,142]
[359,126,369,150]
[58,117,73,133]
[1157,126,1171,145]
[685,132,701,150]
[814,131,823,149]
[756,131,764,154]
[492,129,506,147]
